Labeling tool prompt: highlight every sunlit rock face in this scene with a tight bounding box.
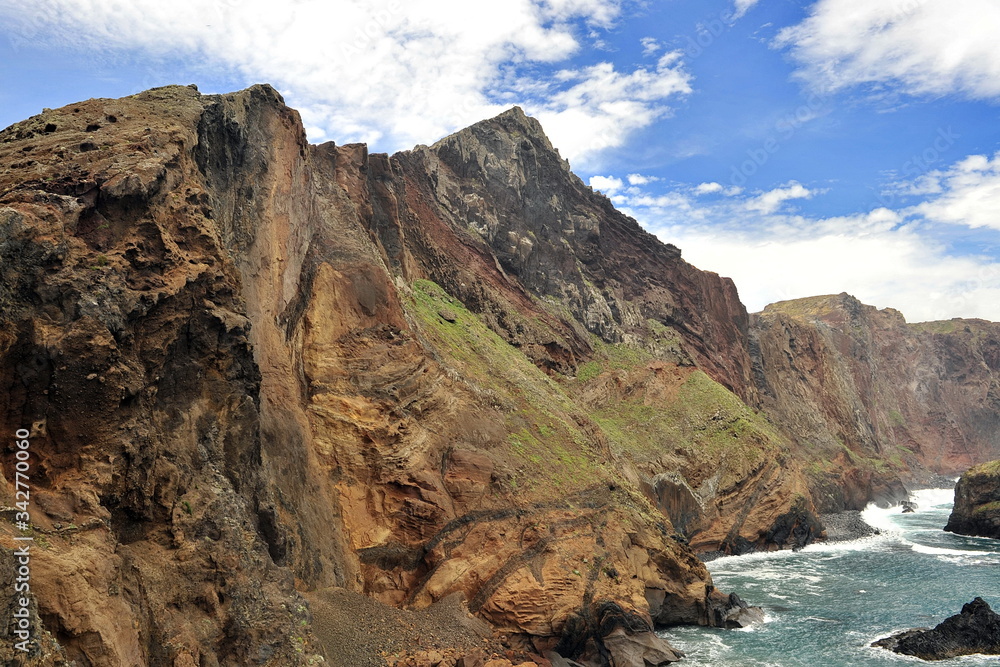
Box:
[1,84,997,665]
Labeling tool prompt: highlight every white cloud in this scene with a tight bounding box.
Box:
[694,182,723,195]
[627,173,659,185]
[640,36,661,56]
[589,175,624,193]
[776,0,1000,100]
[910,153,1000,231]
[744,181,814,214]
[663,223,1000,322]
[304,126,327,141]
[599,154,1000,322]
[732,0,760,20]
[543,0,622,27]
[533,52,691,168]
[0,0,682,166]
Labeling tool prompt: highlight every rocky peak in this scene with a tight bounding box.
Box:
[431,105,568,172]
[760,292,906,329]
[4,83,1000,666]
[391,106,758,398]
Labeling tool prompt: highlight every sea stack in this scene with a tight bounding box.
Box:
[945,461,1000,539]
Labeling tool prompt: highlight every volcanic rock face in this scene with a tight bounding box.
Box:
[751,294,1000,511]
[945,461,1000,538]
[873,597,1000,660]
[0,85,785,665]
[0,85,997,665]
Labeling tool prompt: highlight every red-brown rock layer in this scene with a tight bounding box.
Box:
[0,86,766,665]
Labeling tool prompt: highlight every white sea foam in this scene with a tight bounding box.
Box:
[908,487,956,508]
[858,487,956,537]
[800,533,893,554]
[936,555,999,567]
[682,484,997,665]
[908,543,987,556]
[860,503,903,534]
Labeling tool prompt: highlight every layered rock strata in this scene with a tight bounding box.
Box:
[751,294,1000,512]
[0,85,772,665]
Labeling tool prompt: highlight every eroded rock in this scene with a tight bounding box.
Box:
[873,597,1000,660]
[945,461,1000,539]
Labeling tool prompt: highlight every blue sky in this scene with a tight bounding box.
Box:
[2,0,1000,321]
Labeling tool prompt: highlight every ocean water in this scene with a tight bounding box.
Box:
[660,489,1000,666]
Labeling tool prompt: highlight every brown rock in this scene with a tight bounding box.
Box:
[456,651,486,667]
[753,295,1000,513]
[945,461,1000,538]
[3,84,998,667]
[602,628,683,666]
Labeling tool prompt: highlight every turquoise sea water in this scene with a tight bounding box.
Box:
[659,489,1000,666]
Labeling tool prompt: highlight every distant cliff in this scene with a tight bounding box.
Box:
[752,294,1000,511]
[0,85,997,665]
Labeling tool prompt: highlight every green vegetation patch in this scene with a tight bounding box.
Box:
[595,369,786,489]
[969,460,1000,476]
[762,294,845,320]
[407,279,600,491]
[909,319,995,340]
[972,500,1000,514]
[569,336,654,385]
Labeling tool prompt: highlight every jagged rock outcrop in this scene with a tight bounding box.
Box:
[0,84,333,666]
[0,85,784,665]
[873,597,1000,660]
[945,461,1000,538]
[752,294,1000,511]
[322,108,814,556]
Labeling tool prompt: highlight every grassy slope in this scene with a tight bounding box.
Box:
[406,279,788,502]
[408,279,600,492]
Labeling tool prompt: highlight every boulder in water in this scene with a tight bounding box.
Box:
[872,597,1000,660]
[554,601,685,666]
[706,591,766,629]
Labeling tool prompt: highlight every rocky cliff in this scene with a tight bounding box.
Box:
[0,85,791,666]
[751,294,1000,511]
[0,85,998,666]
[946,461,1000,538]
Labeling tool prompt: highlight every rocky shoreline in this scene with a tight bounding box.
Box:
[1,83,998,666]
[697,509,880,563]
[818,511,882,542]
